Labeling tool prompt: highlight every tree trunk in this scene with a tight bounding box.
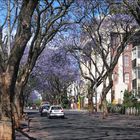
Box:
[13,85,27,129]
[0,81,15,139]
[20,93,25,115]
[0,87,26,139]
[102,98,108,119]
[88,95,94,115]
[0,77,30,140]
[0,74,25,139]
[0,1,39,139]
[100,74,113,119]
[87,83,94,114]
[0,121,13,140]
[13,95,21,129]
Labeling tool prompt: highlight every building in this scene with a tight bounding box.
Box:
[132,44,140,97]
[79,33,136,106]
[76,16,139,106]
[112,43,133,104]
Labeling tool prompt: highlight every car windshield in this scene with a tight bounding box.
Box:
[43,106,50,109]
[51,106,62,110]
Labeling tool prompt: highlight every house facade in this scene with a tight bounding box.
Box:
[112,43,133,104]
[78,36,137,106]
[132,45,140,97]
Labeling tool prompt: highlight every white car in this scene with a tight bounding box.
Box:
[47,105,65,119]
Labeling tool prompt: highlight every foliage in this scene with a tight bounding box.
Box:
[0,0,140,138]
[66,0,138,114]
[0,0,79,138]
[107,90,140,114]
[123,90,137,108]
[31,47,80,103]
[61,94,70,109]
[107,103,125,114]
[34,99,42,107]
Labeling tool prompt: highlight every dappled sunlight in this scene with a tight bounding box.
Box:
[0,123,12,140]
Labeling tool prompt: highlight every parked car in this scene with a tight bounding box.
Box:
[47,105,65,119]
[39,104,50,116]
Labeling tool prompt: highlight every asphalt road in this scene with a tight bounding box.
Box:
[16,109,140,140]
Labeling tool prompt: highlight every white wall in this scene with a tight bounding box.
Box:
[114,54,128,104]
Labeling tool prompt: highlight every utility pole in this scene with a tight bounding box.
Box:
[7,0,11,57]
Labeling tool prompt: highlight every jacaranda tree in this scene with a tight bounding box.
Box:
[31,46,80,105]
[0,0,77,139]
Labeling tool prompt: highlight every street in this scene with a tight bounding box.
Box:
[16,110,140,140]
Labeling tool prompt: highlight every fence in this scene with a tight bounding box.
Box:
[108,105,140,116]
[125,107,140,115]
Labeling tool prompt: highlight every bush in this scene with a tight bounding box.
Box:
[61,98,69,109]
[107,103,125,114]
[34,99,42,107]
[123,90,137,108]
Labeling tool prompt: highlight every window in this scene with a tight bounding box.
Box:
[132,79,137,89]
[135,67,140,79]
[138,49,140,58]
[132,59,136,68]
[123,55,129,67]
[133,68,136,78]
[138,67,140,79]
[137,46,140,58]
[124,73,129,83]
[111,33,120,47]
[132,48,136,59]
[125,44,129,50]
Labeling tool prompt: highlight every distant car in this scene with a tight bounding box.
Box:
[39,104,50,116]
[47,105,65,119]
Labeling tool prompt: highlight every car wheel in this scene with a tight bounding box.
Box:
[48,114,51,119]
